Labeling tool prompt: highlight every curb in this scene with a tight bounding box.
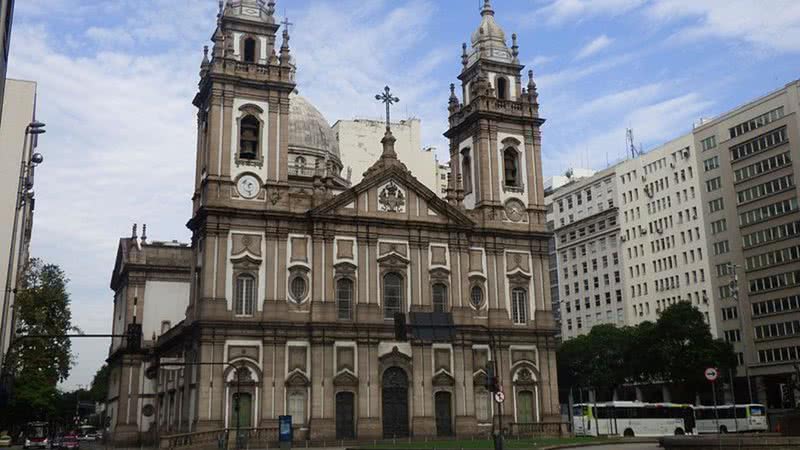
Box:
[542,437,660,449]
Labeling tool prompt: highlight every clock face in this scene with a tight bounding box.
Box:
[237,175,260,199]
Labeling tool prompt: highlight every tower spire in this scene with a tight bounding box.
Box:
[481,0,494,16]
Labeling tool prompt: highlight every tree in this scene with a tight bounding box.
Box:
[5,259,78,422]
[557,325,633,401]
[652,302,737,402]
[89,364,110,403]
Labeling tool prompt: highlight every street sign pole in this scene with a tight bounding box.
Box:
[705,367,720,434]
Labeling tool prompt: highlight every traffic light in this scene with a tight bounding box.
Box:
[127,323,143,352]
[394,312,407,341]
[485,364,499,392]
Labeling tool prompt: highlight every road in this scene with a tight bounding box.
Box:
[569,444,660,450]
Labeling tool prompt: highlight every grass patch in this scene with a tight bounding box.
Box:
[359,436,622,449]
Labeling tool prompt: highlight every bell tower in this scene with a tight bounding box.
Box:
[444,0,545,226]
[191,0,296,216]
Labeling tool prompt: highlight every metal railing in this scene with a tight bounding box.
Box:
[508,421,572,438]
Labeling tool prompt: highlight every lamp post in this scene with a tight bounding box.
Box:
[0,120,46,371]
[727,263,754,404]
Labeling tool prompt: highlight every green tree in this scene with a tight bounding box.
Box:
[557,325,632,401]
[5,259,77,422]
[652,302,737,401]
[89,364,110,403]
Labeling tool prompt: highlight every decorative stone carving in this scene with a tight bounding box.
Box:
[378,180,406,212]
[333,371,359,387]
[432,371,455,387]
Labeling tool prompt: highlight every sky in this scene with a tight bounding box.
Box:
[7,0,800,389]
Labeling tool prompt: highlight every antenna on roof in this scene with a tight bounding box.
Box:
[626,128,644,159]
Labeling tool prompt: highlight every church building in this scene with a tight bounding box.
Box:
[105,0,559,445]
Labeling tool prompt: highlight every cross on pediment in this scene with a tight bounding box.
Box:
[375,86,399,131]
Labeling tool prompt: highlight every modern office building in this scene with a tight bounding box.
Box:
[0,79,37,370]
[550,133,718,340]
[0,0,15,127]
[694,79,800,408]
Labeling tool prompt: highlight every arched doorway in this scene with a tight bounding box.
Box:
[336,391,355,439]
[517,390,534,423]
[435,391,453,436]
[231,392,253,429]
[382,367,409,438]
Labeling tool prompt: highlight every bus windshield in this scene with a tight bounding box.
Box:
[573,405,589,416]
[750,406,765,416]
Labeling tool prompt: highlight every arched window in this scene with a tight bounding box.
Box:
[239,115,260,159]
[497,77,508,100]
[243,37,256,63]
[432,283,447,313]
[336,278,353,320]
[235,274,255,316]
[289,273,308,303]
[288,391,306,425]
[512,287,528,324]
[461,148,473,195]
[383,273,403,319]
[470,285,484,308]
[504,148,519,187]
[296,156,306,168]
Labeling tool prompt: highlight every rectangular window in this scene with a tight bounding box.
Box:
[701,135,717,151]
[703,156,720,172]
[706,177,722,192]
[709,198,725,213]
[736,176,795,205]
[711,219,727,235]
[713,240,730,255]
[742,220,800,249]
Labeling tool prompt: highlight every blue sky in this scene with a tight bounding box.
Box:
[7,0,800,389]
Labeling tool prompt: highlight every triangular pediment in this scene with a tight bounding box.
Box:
[333,370,359,387]
[308,165,474,227]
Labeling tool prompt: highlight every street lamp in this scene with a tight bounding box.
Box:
[727,263,754,404]
[0,120,46,372]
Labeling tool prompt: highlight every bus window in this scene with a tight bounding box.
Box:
[735,407,747,418]
[750,406,765,416]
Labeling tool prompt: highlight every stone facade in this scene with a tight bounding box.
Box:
[105,0,558,445]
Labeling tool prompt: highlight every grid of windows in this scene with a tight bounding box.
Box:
[721,306,738,320]
[701,135,717,151]
[755,320,800,340]
[703,156,720,171]
[734,152,792,183]
[748,270,800,294]
[745,245,800,272]
[724,329,741,342]
[730,126,787,161]
[742,220,800,249]
[738,198,798,227]
[706,177,722,192]
[729,106,784,139]
[736,175,794,205]
[752,295,800,317]
[758,345,799,364]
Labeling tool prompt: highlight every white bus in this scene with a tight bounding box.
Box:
[573,401,694,437]
[694,404,767,433]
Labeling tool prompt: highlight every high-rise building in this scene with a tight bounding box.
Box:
[0,0,16,127]
[0,79,37,369]
[694,79,800,408]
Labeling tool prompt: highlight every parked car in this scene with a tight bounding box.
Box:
[0,433,11,447]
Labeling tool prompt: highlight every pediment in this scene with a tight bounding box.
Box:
[333,370,359,387]
[376,252,410,267]
[432,370,455,387]
[285,370,310,387]
[308,165,475,227]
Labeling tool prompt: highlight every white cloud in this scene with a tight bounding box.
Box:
[537,0,646,25]
[644,0,800,53]
[573,82,665,116]
[536,52,635,89]
[531,55,555,67]
[575,34,613,60]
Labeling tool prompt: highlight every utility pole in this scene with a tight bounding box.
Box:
[728,263,754,404]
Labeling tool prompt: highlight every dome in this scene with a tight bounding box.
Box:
[470,1,507,48]
[288,94,340,160]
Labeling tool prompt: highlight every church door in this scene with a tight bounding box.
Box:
[435,391,453,436]
[382,367,409,438]
[517,390,534,423]
[231,393,252,429]
[335,392,355,439]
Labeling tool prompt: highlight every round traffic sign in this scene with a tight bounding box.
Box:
[704,367,718,381]
[494,391,505,403]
